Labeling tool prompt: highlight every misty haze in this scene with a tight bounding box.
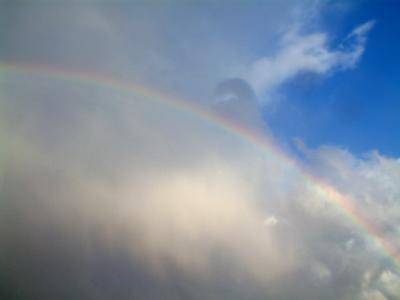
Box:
[1,1,400,300]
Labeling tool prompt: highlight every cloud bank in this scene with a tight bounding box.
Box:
[2,66,400,300]
[1,2,399,300]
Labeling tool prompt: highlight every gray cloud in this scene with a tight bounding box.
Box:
[3,65,400,300]
[1,2,399,300]
[0,73,300,299]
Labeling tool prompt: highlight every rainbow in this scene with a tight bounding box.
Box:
[1,62,399,272]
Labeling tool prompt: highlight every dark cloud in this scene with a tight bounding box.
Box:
[213,78,265,132]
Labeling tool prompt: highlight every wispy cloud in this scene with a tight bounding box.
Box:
[244,20,375,100]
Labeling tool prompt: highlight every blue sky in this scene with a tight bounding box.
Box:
[264,0,400,156]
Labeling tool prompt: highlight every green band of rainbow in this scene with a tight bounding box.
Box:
[1,62,399,272]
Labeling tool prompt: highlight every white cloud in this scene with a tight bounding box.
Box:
[361,290,387,300]
[378,270,400,297]
[358,268,400,300]
[264,215,279,226]
[244,20,375,99]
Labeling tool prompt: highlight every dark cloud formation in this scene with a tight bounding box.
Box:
[213,78,265,131]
